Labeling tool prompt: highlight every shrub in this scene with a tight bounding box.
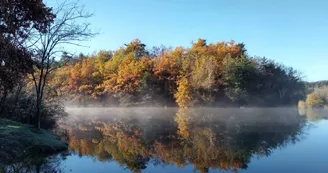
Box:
[298,100,307,108]
[0,93,67,129]
[313,86,328,104]
[306,93,324,108]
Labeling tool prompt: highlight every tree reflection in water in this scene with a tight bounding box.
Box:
[56,108,308,173]
[298,108,328,121]
[1,154,67,173]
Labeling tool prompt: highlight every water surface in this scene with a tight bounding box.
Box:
[3,108,328,173]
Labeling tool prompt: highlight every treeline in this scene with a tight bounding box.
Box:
[298,86,328,108]
[305,80,328,91]
[50,39,305,107]
[297,80,328,108]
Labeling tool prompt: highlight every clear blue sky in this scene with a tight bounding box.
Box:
[47,0,328,81]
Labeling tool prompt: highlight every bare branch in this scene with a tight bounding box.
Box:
[27,0,96,128]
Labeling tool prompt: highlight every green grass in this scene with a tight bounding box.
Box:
[0,119,68,164]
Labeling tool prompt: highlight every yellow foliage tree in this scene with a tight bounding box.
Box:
[175,77,193,108]
[298,100,307,108]
[153,47,185,97]
[306,93,324,108]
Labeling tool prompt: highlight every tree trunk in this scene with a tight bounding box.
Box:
[36,94,42,129]
[36,164,41,173]
[0,89,8,116]
[10,84,23,118]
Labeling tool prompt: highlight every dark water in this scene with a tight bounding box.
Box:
[3,108,328,173]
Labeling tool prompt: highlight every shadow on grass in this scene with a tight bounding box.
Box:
[0,119,68,166]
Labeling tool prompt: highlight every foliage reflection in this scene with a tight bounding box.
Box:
[59,108,307,173]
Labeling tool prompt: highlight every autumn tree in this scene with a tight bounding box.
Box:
[313,86,328,105]
[187,39,247,105]
[99,40,152,106]
[175,76,193,108]
[188,39,217,105]
[153,47,185,104]
[306,93,324,108]
[0,0,55,114]
[51,39,305,107]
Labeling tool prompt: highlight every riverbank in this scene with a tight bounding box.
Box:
[0,119,68,164]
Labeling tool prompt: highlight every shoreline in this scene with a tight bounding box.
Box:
[0,119,68,165]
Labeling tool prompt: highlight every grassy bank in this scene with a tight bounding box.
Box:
[0,119,67,165]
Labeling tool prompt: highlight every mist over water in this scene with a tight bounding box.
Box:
[51,108,326,173]
[5,108,328,173]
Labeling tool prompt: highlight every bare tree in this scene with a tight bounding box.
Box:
[28,1,95,129]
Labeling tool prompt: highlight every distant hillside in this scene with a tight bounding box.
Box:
[305,80,328,93]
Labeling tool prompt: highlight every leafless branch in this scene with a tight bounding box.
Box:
[27,0,96,129]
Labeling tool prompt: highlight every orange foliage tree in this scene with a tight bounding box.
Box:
[50,38,303,107]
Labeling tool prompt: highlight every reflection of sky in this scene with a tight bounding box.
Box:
[60,120,328,173]
[242,120,328,173]
[61,154,197,173]
[61,154,124,173]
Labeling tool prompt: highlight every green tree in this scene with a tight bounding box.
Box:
[222,57,257,105]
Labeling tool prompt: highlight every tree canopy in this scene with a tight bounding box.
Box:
[0,0,55,92]
[49,39,305,107]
